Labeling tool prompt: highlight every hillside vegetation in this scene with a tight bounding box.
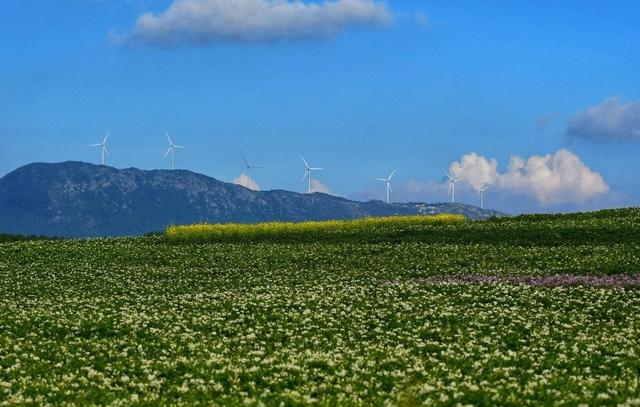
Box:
[0,208,639,405]
[0,161,503,237]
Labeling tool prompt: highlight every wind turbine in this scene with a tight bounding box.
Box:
[241,151,263,175]
[445,171,463,204]
[164,132,184,170]
[89,133,109,165]
[375,170,396,204]
[301,156,323,194]
[479,184,491,209]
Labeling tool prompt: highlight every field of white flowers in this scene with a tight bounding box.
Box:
[1,209,639,405]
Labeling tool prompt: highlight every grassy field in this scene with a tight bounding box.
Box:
[1,209,640,405]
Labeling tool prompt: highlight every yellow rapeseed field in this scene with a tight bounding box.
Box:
[166,214,466,241]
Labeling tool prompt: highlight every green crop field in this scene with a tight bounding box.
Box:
[1,209,640,405]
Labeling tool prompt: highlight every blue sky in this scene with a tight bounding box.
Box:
[1,0,639,213]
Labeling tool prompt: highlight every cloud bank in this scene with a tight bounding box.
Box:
[309,179,331,194]
[449,153,498,191]
[567,97,640,142]
[449,149,608,205]
[124,0,393,47]
[233,173,260,190]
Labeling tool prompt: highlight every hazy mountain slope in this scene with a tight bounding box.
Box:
[0,162,505,237]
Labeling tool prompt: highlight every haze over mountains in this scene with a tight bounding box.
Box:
[0,162,504,237]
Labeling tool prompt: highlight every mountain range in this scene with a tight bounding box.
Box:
[0,162,505,237]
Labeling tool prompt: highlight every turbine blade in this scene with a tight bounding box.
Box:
[165,132,173,146]
[300,155,310,169]
[164,147,172,158]
[388,182,392,193]
[388,169,396,180]
[302,171,309,181]
[448,182,453,194]
[174,145,184,149]
[89,144,101,147]
[103,146,110,156]
[444,170,453,181]
[375,178,386,181]
[103,133,109,144]
[241,151,249,167]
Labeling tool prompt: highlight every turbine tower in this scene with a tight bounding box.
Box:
[89,133,109,165]
[375,170,396,204]
[164,132,184,170]
[479,184,491,209]
[301,155,323,194]
[445,171,463,204]
[241,151,263,175]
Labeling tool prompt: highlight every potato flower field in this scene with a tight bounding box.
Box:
[1,208,640,405]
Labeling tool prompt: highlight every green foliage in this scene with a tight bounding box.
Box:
[1,208,639,404]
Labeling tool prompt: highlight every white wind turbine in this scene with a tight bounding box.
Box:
[375,170,396,204]
[445,171,464,203]
[479,184,491,209]
[241,151,263,176]
[301,156,323,194]
[89,133,109,165]
[164,132,184,170]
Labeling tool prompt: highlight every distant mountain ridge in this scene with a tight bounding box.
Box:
[0,162,505,237]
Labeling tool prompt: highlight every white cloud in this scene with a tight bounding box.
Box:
[233,173,260,190]
[449,152,498,191]
[123,0,393,47]
[567,96,640,142]
[500,150,609,205]
[448,149,608,205]
[310,179,331,194]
